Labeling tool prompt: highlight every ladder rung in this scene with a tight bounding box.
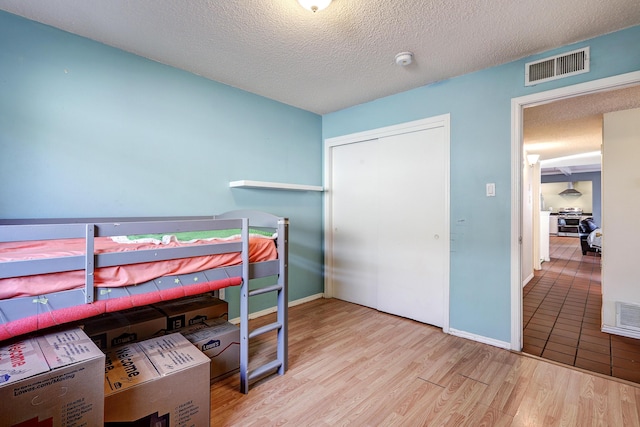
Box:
[249,322,282,339]
[248,284,283,297]
[248,359,282,382]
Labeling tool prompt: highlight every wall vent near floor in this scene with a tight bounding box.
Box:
[616,302,640,332]
[525,47,590,86]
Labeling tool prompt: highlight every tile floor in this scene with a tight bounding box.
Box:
[523,235,640,384]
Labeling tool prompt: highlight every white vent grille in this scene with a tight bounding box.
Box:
[616,302,640,332]
[525,47,590,86]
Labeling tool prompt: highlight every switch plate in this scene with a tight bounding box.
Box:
[486,183,496,197]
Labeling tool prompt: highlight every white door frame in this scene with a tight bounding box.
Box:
[510,70,640,351]
[324,114,451,333]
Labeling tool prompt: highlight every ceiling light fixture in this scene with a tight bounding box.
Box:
[395,52,414,66]
[298,0,332,12]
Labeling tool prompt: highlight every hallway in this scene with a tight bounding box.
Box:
[523,236,640,383]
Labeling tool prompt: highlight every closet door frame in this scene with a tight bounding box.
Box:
[323,115,451,333]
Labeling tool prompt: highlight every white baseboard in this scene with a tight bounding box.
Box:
[228,293,325,325]
[522,272,534,288]
[601,325,640,340]
[448,328,511,350]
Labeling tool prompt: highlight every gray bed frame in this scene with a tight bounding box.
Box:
[0,209,288,394]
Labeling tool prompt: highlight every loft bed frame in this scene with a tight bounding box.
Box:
[0,209,288,394]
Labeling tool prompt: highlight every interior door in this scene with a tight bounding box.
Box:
[331,139,380,308]
[329,125,447,327]
[376,129,446,326]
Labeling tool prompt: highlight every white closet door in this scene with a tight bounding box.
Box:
[331,139,380,308]
[329,125,447,328]
[376,128,446,326]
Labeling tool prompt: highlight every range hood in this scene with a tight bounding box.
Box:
[559,182,581,196]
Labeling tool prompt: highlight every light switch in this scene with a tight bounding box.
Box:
[486,183,496,197]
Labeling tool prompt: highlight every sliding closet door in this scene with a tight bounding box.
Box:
[375,128,446,326]
[331,139,380,308]
[328,121,448,328]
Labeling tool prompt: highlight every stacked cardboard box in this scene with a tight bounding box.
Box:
[0,328,105,427]
[1,296,227,427]
[103,333,211,426]
[81,305,166,350]
[178,319,240,382]
[154,294,228,330]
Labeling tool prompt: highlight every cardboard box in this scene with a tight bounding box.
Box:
[154,295,228,330]
[104,333,211,426]
[179,319,240,382]
[81,306,167,350]
[0,328,105,427]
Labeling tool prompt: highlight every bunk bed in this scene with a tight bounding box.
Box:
[0,210,288,394]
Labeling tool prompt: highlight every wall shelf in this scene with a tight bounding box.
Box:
[229,180,323,192]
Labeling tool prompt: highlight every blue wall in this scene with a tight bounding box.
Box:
[1,8,639,341]
[323,26,640,343]
[0,11,324,318]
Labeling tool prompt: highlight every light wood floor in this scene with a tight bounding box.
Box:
[210,298,640,426]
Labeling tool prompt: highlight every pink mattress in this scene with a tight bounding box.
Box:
[0,235,277,300]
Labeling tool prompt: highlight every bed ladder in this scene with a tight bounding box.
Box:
[239,217,288,394]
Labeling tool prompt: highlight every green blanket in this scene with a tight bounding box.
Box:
[125,228,274,242]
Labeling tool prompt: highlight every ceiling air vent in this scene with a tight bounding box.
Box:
[616,302,640,332]
[525,47,590,86]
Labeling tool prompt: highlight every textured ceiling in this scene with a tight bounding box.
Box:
[1,0,639,115]
[524,84,640,173]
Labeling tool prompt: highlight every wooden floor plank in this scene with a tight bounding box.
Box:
[209,298,640,426]
[463,403,514,427]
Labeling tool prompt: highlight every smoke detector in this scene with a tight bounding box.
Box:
[395,52,413,66]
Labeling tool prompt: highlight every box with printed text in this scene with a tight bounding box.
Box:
[103,333,211,426]
[178,318,240,382]
[0,328,105,427]
[154,294,228,330]
[81,305,167,350]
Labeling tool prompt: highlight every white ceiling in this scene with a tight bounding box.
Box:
[2,0,639,176]
[1,0,640,115]
[524,84,640,174]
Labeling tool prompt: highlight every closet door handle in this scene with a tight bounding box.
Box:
[434,234,440,240]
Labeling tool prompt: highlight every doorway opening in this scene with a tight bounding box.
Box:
[515,76,640,382]
[511,71,640,366]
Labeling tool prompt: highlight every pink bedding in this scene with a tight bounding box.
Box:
[0,236,277,300]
